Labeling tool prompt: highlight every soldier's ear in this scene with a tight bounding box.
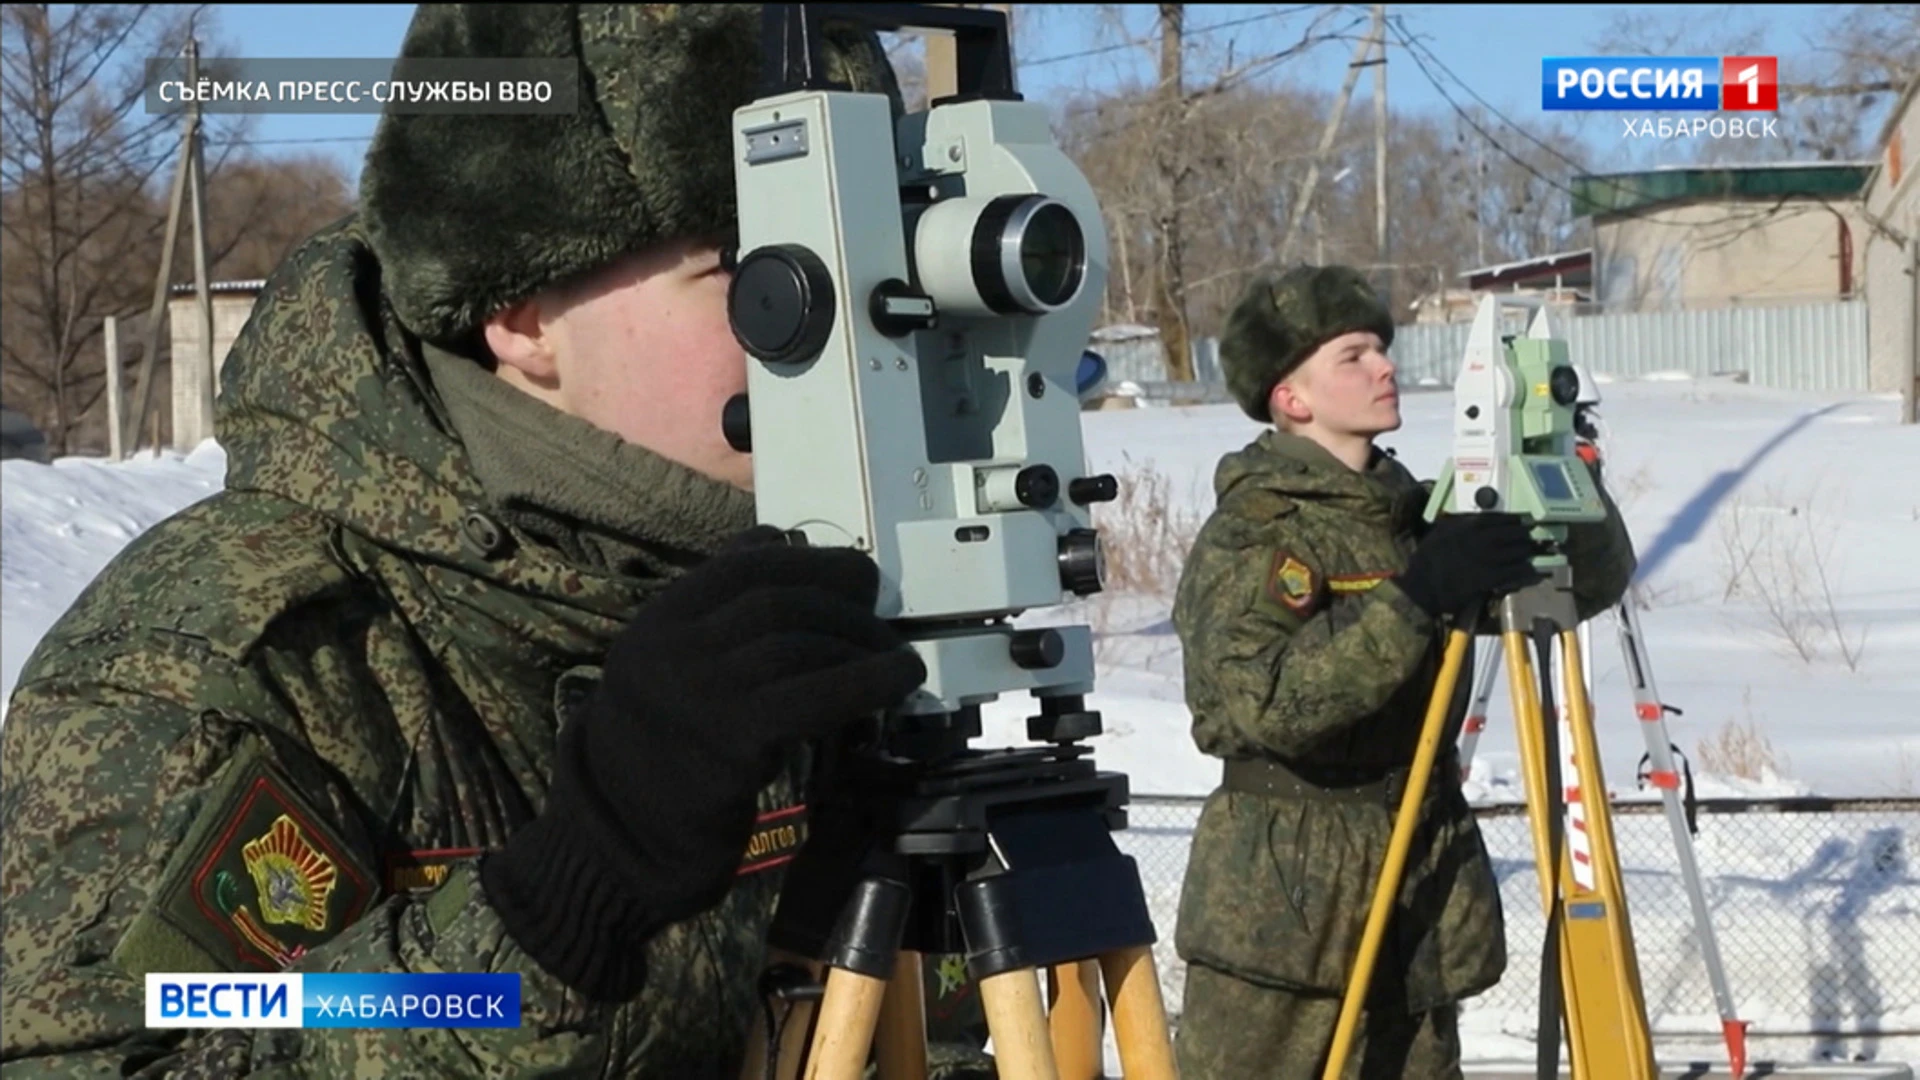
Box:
[483,297,562,389]
[1269,377,1313,428]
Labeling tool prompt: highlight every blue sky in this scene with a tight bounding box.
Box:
[186,3,1852,188]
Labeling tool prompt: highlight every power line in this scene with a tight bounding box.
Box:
[1384,14,1593,177]
[1383,17,1836,235]
[211,135,372,147]
[1379,18,1587,203]
[1021,6,1324,68]
[1054,12,1373,148]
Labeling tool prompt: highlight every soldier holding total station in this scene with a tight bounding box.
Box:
[1169,266,1638,1079]
[1,5,993,1076]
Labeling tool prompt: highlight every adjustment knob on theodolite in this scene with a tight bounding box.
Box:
[1027,692,1104,743]
[1008,628,1065,670]
[727,245,836,366]
[1014,466,1059,509]
[869,278,938,337]
[1475,486,1501,511]
[721,394,753,453]
[1068,474,1119,505]
[1056,528,1105,596]
[978,465,1061,512]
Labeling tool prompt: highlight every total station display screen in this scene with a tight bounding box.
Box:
[1533,461,1575,502]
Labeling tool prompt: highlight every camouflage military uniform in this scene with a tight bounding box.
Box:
[4,3,995,1074]
[0,209,993,1079]
[1169,431,1637,1080]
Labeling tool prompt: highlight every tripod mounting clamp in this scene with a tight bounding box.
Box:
[1492,559,1581,637]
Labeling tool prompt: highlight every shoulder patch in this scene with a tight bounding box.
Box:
[113,742,377,975]
[1262,551,1321,616]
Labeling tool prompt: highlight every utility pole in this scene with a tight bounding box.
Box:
[1475,137,1486,267]
[124,43,195,456]
[1153,3,1195,382]
[1372,5,1388,262]
[181,34,216,451]
[1279,6,1384,265]
[104,316,123,462]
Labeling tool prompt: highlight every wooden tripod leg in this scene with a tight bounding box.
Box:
[1098,945,1180,1080]
[979,967,1063,1080]
[1322,628,1474,1080]
[740,952,822,1080]
[805,967,892,1080]
[777,981,823,1080]
[875,951,929,1080]
[1047,960,1104,1080]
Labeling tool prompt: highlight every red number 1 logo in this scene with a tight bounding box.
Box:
[1722,56,1778,111]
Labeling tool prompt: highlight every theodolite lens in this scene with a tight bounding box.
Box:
[1549,365,1581,407]
[1014,201,1083,308]
[973,195,1087,314]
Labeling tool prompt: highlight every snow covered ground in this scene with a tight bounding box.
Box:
[4,375,1917,1071]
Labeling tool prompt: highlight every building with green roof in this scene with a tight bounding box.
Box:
[1571,162,1872,314]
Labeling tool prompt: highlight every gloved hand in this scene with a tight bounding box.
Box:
[1393,512,1546,619]
[483,526,927,1000]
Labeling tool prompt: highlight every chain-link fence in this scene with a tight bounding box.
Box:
[1117,795,1920,1044]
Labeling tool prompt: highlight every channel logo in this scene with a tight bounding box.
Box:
[1542,57,1778,112]
[145,973,521,1029]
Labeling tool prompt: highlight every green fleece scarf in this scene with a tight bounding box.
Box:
[422,345,756,581]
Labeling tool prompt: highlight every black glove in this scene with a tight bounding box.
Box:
[1393,512,1546,619]
[482,526,927,1000]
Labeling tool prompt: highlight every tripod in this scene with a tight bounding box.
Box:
[1451,570,1751,1078]
[1322,563,1659,1080]
[739,701,1181,1080]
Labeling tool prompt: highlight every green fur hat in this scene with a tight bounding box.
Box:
[1218,264,1397,423]
[359,4,901,347]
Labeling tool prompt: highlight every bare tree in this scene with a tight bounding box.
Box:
[1057,60,1584,342]
[0,3,209,454]
[1052,4,1363,374]
[196,153,352,281]
[1436,105,1587,268]
[2,4,350,457]
[1810,4,1920,98]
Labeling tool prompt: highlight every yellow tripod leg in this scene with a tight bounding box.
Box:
[1503,630,1588,1067]
[1321,627,1475,1080]
[1508,625,1657,1080]
[1503,631,1561,918]
[1554,629,1657,1079]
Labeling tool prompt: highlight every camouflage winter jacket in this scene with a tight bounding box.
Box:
[1170,429,1637,1013]
[0,215,986,1077]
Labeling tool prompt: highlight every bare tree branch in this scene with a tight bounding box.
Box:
[2,4,347,456]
